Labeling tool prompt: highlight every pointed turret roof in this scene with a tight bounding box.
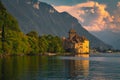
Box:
[69,28,76,33]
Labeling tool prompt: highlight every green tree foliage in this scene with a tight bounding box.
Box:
[0,1,64,55]
[1,29,64,55]
[0,1,27,55]
[4,30,30,55]
[47,35,64,53]
[26,31,38,38]
[0,41,2,53]
[26,31,39,54]
[38,36,49,54]
[0,1,31,55]
[26,33,64,55]
[0,1,20,33]
[0,9,20,32]
[38,35,64,54]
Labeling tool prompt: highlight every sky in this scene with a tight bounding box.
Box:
[39,0,120,33]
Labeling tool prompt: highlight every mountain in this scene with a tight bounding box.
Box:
[1,0,112,49]
[92,31,120,49]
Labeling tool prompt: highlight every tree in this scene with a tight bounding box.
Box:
[38,36,49,54]
[4,30,30,55]
[26,31,38,38]
[27,31,39,54]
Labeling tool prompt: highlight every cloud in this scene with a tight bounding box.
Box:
[54,1,119,32]
[117,2,120,8]
[110,2,120,32]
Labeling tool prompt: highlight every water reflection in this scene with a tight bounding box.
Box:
[0,55,89,80]
[1,54,120,80]
[65,54,89,79]
[0,56,41,80]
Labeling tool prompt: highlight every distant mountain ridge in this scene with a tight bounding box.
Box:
[1,0,112,49]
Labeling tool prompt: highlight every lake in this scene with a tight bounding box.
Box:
[0,53,120,80]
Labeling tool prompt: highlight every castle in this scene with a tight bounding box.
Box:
[63,29,89,54]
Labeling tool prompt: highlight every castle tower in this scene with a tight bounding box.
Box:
[69,29,76,40]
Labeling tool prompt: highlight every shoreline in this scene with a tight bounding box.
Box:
[0,52,90,58]
[0,52,79,58]
[0,53,60,58]
[1,52,120,58]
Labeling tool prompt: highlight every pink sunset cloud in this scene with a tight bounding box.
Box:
[54,1,119,32]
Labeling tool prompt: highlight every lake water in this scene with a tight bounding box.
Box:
[0,53,120,80]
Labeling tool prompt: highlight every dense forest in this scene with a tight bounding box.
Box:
[0,1,64,56]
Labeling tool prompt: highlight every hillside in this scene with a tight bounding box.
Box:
[0,1,26,54]
[1,0,112,49]
[0,1,64,55]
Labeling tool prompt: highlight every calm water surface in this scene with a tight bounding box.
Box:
[0,53,120,80]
